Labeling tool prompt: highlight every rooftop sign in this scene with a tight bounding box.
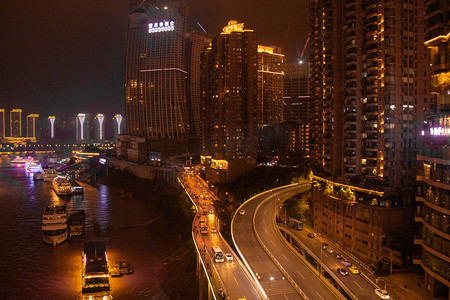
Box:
[148,20,174,33]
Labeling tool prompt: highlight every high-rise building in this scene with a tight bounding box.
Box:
[113,114,124,140]
[10,109,22,137]
[414,1,450,296]
[26,114,39,139]
[185,30,212,138]
[125,0,189,141]
[201,20,258,182]
[76,113,89,142]
[283,62,310,124]
[0,109,5,141]
[48,116,56,139]
[309,0,429,266]
[94,113,105,142]
[257,45,284,126]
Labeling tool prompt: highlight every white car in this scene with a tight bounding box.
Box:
[225,253,233,261]
[211,227,217,233]
[374,289,390,299]
[239,210,245,215]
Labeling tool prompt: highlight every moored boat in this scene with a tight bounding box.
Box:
[42,205,68,245]
[43,168,59,182]
[52,176,73,196]
[68,210,85,241]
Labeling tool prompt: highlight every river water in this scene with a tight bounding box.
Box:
[0,157,168,299]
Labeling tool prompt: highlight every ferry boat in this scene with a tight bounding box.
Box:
[68,210,85,241]
[52,176,73,196]
[11,156,34,167]
[43,169,59,182]
[25,162,43,173]
[42,205,68,245]
[81,241,111,298]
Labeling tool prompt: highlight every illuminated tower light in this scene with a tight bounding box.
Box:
[114,114,123,135]
[48,116,55,139]
[96,114,104,140]
[77,113,86,140]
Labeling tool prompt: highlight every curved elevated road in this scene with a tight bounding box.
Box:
[232,184,342,300]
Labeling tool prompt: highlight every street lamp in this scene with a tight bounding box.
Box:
[269,276,274,296]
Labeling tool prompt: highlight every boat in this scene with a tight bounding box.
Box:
[52,176,73,196]
[11,156,34,167]
[81,241,111,298]
[68,210,85,241]
[42,205,68,245]
[25,162,43,173]
[34,171,44,181]
[43,168,59,182]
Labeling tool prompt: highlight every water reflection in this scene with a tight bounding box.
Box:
[25,171,36,202]
[98,184,110,229]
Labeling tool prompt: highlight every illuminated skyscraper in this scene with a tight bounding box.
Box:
[26,114,39,139]
[76,113,88,141]
[113,114,124,140]
[201,20,258,182]
[94,113,105,142]
[10,109,22,137]
[125,0,189,141]
[309,0,429,266]
[48,116,55,139]
[0,109,5,141]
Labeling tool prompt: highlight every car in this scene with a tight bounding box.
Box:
[225,253,233,261]
[211,227,217,233]
[327,247,335,254]
[337,268,348,276]
[307,233,315,238]
[341,259,352,266]
[374,289,390,299]
[336,253,342,259]
[322,243,328,249]
[239,210,245,215]
[348,265,359,274]
[209,209,214,215]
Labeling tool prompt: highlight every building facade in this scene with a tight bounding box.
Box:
[200,20,258,182]
[0,109,5,141]
[414,1,450,297]
[309,0,430,268]
[125,0,189,141]
[94,113,105,142]
[26,114,40,139]
[76,113,89,142]
[10,109,22,137]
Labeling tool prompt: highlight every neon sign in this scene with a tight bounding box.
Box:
[148,20,174,33]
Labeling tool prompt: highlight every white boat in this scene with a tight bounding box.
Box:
[42,205,68,245]
[25,162,43,173]
[11,156,34,167]
[52,176,73,196]
[43,169,59,182]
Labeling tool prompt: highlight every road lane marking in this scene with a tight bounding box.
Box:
[354,281,363,290]
[282,254,288,261]
[265,228,268,234]
[296,270,305,279]
[234,276,239,285]
[315,291,325,300]
[271,240,276,246]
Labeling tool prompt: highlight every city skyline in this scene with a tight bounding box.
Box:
[0,0,308,117]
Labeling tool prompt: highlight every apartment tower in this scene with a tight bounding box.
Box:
[201,20,258,182]
[0,109,5,141]
[10,109,22,137]
[26,114,39,139]
[414,0,450,297]
[309,0,429,266]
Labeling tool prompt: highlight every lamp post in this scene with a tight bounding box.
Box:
[269,276,274,296]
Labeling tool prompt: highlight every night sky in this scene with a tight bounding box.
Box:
[0,0,308,118]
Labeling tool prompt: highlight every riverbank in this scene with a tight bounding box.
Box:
[97,168,198,299]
